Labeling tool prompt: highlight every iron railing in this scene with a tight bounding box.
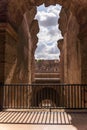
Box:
[0,84,87,109]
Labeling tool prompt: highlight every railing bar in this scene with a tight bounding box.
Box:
[13,85,15,109]
[73,85,75,108]
[70,85,72,108]
[42,86,44,108]
[75,85,77,108]
[23,85,25,109]
[17,85,19,108]
[30,86,32,109]
[62,85,64,107]
[55,85,57,107]
[28,85,30,109]
[40,86,42,108]
[66,85,68,108]
[3,86,5,108]
[84,85,85,108]
[76,85,79,108]
[78,85,80,108]
[3,83,85,86]
[50,87,52,108]
[7,85,9,109]
[10,86,12,108]
[46,85,48,107]
[22,85,23,109]
[9,85,10,109]
[72,85,73,108]
[77,85,78,108]
[79,85,81,108]
[51,86,53,107]
[26,85,27,108]
[35,85,37,107]
[44,85,46,108]
[81,86,83,108]
[38,86,40,108]
[19,86,21,108]
[69,85,71,108]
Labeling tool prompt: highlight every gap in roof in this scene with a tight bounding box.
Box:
[35,4,63,60]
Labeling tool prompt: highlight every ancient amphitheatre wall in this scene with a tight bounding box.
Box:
[0,0,87,84]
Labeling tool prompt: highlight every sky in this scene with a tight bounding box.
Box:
[35,4,63,60]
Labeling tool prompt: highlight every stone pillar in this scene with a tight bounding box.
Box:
[59,7,81,84]
[77,8,87,84]
[58,7,69,83]
[0,0,19,108]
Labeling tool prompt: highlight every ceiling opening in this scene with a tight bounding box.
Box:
[34,4,63,60]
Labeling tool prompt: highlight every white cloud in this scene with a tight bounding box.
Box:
[35,4,62,60]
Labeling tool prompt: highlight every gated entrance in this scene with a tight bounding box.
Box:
[1,84,87,109]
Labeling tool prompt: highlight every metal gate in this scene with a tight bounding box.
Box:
[0,84,87,109]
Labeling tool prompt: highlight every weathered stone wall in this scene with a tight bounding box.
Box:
[35,60,60,73]
[64,12,81,84]
[58,4,87,84]
[0,0,87,84]
[0,23,18,83]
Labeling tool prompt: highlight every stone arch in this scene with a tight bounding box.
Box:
[31,87,61,107]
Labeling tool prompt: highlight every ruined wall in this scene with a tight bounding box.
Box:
[35,60,60,73]
[58,2,87,108]
[0,0,87,84]
[0,0,39,84]
[58,3,87,84]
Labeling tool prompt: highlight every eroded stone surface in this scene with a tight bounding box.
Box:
[0,0,87,84]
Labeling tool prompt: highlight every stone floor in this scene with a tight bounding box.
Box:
[0,123,87,130]
[0,110,87,130]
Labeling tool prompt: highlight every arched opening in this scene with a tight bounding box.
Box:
[33,4,63,83]
[35,4,62,60]
[31,87,61,107]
